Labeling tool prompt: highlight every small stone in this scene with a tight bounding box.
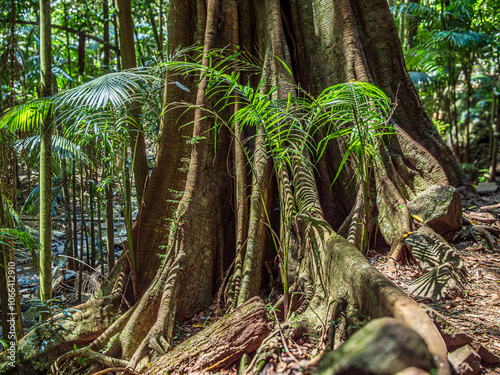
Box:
[407,185,462,240]
[477,345,500,365]
[443,331,470,353]
[476,182,498,195]
[53,230,66,238]
[63,270,76,281]
[448,345,482,375]
[405,226,464,271]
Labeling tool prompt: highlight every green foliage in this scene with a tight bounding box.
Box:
[0,339,9,350]
[162,49,393,284]
[433,119,450,136]
[20,177,63,216]
[0,99,53,133]
[461,162,490,184]
[0,195,40,270]
[0,228,39,255]
[54,68,161,110]
[391,0,499,166]
[313,81,394,184]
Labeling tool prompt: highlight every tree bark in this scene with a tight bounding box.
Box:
[61,159,75,270]
[102,0,110,71]
[105,181,115,274]
[38,0,53,321]
[406,0,419,49]
[489,93,499,181]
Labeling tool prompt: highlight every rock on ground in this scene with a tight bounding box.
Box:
[316,317,435,375]
[448,345,482,375]
[407,185,462,240]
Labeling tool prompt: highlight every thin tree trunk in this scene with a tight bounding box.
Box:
[406,0,419,49]
[3,246,23,340]
[158,0,164,60]
[89,166,96,269]
[114,0,149,207]
[38,0,53,321]
[96,168,104,276]
[78,162,85,304]
[490,94,499,181]
[0,245,10,338]
[464,62,472,164]
[26,154,31,194]
[10,151,17,212]
[105,179,115,274]
[0,189,23,341]
[0,187,11,337]
[64,2,72,84]
[85,167,91,266]
[103,0,110,71]
[61,159,75,270]
[148,7,161,55]
[113,14,121,70]
[72,161,79,269]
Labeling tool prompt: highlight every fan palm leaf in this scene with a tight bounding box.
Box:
[54,67,162,110]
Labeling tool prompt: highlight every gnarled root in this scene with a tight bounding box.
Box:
[51,348,131,374]
[50,241,185,375]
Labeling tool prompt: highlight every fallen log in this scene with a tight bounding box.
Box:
[145,297,272,374]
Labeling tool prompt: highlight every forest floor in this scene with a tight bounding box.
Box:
[374,191,500,375]
[6,176,500,374]
[169,189,500,375]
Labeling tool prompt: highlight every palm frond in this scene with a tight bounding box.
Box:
[16,135,91,164]
[313,81,394,181]
[433,30,487,49]
[0,228,40,270]
[21,179,63,217]
[54,67,161,110]
[1,197,39,270]
[391,2,439,25]
[0,98,53,133]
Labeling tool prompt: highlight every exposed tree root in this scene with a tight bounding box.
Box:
[51,348,130,374]
[0,295,122,375]
[244,331,281,374]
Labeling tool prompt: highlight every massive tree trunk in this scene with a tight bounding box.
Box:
[2,1,469,374]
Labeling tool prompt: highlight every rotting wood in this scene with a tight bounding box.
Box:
[145,297,272,374]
